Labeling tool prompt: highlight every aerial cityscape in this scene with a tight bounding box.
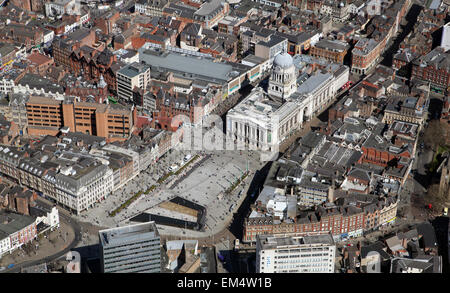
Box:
[0,0,448,277]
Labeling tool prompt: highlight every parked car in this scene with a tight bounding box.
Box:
[183,154,192,162]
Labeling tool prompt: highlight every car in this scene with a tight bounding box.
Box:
[168,164,178,172]
[183,154,192,162]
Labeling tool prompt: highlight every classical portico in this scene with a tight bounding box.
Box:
[226,51,350,151]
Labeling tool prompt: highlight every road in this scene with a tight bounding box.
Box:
[1,198,82,273]
[380,2,422,68]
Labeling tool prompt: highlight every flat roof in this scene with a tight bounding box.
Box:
[139,47,242,83]
[257,233,335,250]
[99,221,159,247]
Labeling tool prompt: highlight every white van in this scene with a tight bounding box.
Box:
[169,164,178,172]
[183,154,192,162]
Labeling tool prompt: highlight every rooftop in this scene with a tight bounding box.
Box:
[99,221,159,247]
[117,62,150,78]
[257,233,335,250]
[139,46,248,83]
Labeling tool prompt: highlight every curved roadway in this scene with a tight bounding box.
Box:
[1,199,82,273]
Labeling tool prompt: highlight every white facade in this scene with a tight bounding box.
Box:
[226,54,349,151]
[12,84,66,100]
[45,164,114,214]
[256,233,336,273]
[0,236,11,258]
[116,62,151,101]
[80,11,90,24]
[100,144,141,190]
[47,207,60,229]
[135,1,165,17]
[441,22,450,52]
[297,65,349,119]
[43,30,55,45]
[138,144,159,171]
[35,206,60,231]
[2,74,65,99]
[310,32,322,46]
[45,0,80,18]
[226,87,299,151]
[0,78,14,95]
[268,52,297,99]
[349,1,365,14]
[252,0,282,8]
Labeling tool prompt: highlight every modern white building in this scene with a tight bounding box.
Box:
[99,221,161,273]
[256,233,336,273]
[116,62,151,101]
[441,22,450,52]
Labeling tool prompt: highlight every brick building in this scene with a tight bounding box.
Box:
[9,0,44,12]
[0,24,44,50]
[25,51,54,76]
[68,47,119,93]
[25,96,135,142]
[359,132,412,168]
[244,196,399,243]
[93,9,121,35]
[351,36,386,75]
[411,47,450,93]
[310,39,350,64]
[0,211,37,257]
[52,28,97,70]
[152,89,205,131]
[64,75,109,103]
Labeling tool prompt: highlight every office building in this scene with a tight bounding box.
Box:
[116,62,151,101]
[99,221,161,273]
[25,96,135,142]
[256,233,336,273]
[310,39,350,64]
[441,22,450,52]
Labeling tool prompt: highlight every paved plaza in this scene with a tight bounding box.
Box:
[0,222,74,268]
[73,147,265,239]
